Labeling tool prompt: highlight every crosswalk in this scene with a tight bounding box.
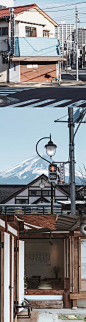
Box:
[6,98,86,109]
[0,87,86,109]
[0,87,36,96]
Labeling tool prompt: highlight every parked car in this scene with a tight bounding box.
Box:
[65,65,71,71]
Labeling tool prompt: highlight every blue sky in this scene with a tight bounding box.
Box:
[14,0,86,27]
[0,104,86,174]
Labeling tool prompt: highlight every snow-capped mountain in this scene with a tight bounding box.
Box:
[0,155,83,184]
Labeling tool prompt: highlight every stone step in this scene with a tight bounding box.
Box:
[30,300,63,309]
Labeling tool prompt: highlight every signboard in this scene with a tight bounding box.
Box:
[48,163,57,182]
[60,163,65,183]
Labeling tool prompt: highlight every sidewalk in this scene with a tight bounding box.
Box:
[0,80,85,88]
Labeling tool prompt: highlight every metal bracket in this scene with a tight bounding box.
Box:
[71,283,74,287]
[0,242,4,248]
[14,247,18,252]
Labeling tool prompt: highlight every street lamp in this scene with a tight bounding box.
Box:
[36,134,57,214]
[44,134,57,157]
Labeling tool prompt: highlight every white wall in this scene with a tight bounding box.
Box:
[9,61,20,83]
[15,8,55,38]
[5,198,15,205]
[4,232,10,322]
[0,56,8,82]
[25,238,64,280]
[19,240,24,306]
[0,21,8,82]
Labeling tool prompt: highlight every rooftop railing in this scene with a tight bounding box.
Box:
[0,204,62,216]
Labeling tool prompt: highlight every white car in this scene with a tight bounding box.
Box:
[65,65,71,71]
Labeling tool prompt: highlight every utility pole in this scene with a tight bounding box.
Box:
[68,107,76,216]
[76,6,78,81]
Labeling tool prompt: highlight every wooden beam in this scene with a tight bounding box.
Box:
[70,293,86,299]
[18,221,24,231]
[25,289,64,295]
[7,215,15,222]
[11,56,66,62]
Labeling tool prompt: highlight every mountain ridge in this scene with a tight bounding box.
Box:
[0,155,83,185]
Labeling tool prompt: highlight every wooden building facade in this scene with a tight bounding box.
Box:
[0,174,86,321]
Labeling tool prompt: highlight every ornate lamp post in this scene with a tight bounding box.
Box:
[36,134,57,214]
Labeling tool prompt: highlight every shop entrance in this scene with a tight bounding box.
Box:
[24,238,64,294]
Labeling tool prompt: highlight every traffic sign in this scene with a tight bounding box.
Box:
[60,163,65,183]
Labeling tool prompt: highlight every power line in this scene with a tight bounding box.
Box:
[43,1,86,9]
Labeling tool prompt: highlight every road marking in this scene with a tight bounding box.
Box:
[67,100,86,108]
[32,99,56,108]
[53,99,72,107]
[0,92,16,95]
[12,99,40,108]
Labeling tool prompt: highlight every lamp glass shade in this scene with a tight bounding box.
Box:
[46,146,56,156]
[44,135,57,157]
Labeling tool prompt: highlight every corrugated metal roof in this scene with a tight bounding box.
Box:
[14,37,61,57]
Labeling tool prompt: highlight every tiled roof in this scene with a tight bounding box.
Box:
[13,37,61,57]
[0,185,24,203]
[0,3,58,26]
[0,4,36,19]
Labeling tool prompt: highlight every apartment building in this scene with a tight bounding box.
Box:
[55,21,75,52]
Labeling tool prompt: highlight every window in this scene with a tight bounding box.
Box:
[29,190,41,196]
[25,27,36,37]
[81,239,86,278]
[2,27,8,36]
[43,30,49,37]
[16,199,28,204]
[0,27,8,36]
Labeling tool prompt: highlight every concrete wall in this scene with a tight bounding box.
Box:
[15,9,55,38]
[77,299,86,308]
[0,55,8,82]
[25,238,64,280]
[9,61,20,83]
[0,21,8,82]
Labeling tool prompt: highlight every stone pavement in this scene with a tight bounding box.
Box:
[37,308,86,322]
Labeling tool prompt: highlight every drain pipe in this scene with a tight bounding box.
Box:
[80,219,86,236]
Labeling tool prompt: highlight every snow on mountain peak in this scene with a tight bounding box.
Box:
[0,155,82,184]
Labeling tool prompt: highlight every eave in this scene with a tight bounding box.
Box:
[10,56,66,62]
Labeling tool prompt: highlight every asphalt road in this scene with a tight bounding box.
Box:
[62,69,86,81]
[0,86,86,108]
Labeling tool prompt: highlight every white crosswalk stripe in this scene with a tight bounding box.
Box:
[0,92,17,95]
[1,97,86,109]
[32,99,56,108]
[53,99,72,107]
[67,100,86,108]
[9,99,40,108]
[0,87,36,96]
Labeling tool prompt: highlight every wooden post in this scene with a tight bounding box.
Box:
[70,235,74,293]
[1,232,4,322]
[10,236,12,322]
[79,237,81,292]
